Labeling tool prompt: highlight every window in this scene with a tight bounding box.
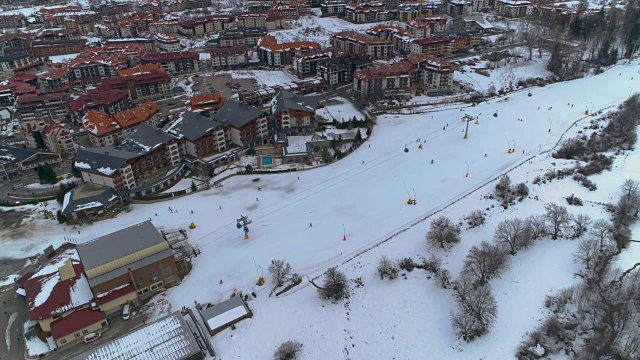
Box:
[136,278,144,287]
[150,271,159,281]
[82,329,89,335]
[74,333,81,338]
[60,339,67,344]
[163,266,173,277]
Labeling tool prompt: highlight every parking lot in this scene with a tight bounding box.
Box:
[196,73,258,99]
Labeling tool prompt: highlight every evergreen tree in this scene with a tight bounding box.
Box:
[609,48,619,64]
[56,210,67,224]
[190,181,197,192]
[321,147,333,163]
[547,44,563,76]
[355,129,363,143]
[70,166,81,178]
[570,15,582,37]
[37,164,57,184]
[56,184,68,204]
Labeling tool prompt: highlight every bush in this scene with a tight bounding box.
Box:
[514,182,529,199]
[553,138,586,159]
[494,175,512,201]
[274,340,303,360]
[56,210,67,224]
[565,194,583,206]
[377,256,399,279]
[464,210,485,228]
[573,174,597,191]
[397,257,416,272]
[426,216,461,250]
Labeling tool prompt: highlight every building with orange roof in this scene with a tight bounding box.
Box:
[154,33,182,52]
[69,53,129,85]
[353,61,413,99]
[188,93,226,114]
[257,34,320,67]
[20,118,76,157]
[83,101,161,146]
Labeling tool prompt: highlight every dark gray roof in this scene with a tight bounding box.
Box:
[74,146,138,175]
[120,123,175,153]
[211,100,265,129]
[61,183,120,216]
[270,90,318,115]
[76,220,167,271]
[199,296,249,326]
[167,111,224,141]
[87,249,174,287]
[72,312,202,360]
[0,145,56,164]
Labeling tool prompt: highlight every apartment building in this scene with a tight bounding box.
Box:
[331,31,393,60]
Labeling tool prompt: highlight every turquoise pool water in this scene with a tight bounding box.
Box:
[262,156,273,166]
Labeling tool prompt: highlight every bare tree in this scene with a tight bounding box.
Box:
[573,237,600,270]
[274,340,303,360]
[495,174,512,200]
[590,219,613,249]
[452,284,498,341]
[313,267,348,301]
[450,308,475,341]
[377,255,398,280]
[571,214,592,239]
[268,259,292,287]
[462,241,509,285]
[544,203,572,239]
[615,179,640,225]
[426,216,461,250]
[494,218,532,255]
[525,214,547,239]
[514,182,529,199]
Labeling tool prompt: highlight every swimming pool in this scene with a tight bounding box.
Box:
[261,156,273,166]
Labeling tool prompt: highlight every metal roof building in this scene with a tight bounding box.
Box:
[73,312,204,360]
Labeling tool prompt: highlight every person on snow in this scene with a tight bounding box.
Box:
[256,197,259,201]
[309,223,312,227]
[258,187,262,191]
[431,159,434,164]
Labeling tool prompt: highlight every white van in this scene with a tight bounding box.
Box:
[123,304,130,320]
[84,332,101,344]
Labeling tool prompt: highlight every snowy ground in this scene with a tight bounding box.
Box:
[2,61,640,358]
[218,70,299,87]
[316,97,366,123]
[273,16,391,45]
[455,47,551,94]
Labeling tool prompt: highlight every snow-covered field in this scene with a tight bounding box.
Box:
[1,58,639,358]
[274,16,391,45]
[220,70,299,87]
[316,97,366,122]
[455,47,551,93]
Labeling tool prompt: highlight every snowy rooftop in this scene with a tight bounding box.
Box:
[284,135,314,155]
[73,312,202,360]
[22,246,93,321]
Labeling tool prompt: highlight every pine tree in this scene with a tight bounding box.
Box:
[190,181,197,192]
[37,164,57,184]
[355,129,362,143]
[70,166,81,178]
[548,44,563,76]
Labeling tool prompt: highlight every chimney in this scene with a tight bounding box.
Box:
[58,259,76,281]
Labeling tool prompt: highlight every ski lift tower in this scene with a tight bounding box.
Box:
[236,215,252,240]
[463,114,475,139]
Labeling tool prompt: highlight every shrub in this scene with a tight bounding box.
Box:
[565,194,583,206]
[514,182,529,199]
[464,210,486,228]
[397,257,416,272]
[377,256,399,279]
[274,340,303,360]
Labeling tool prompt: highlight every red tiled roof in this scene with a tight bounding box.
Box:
[94,283,134,305]
[139,51,198,61]
[9,72,37,83]
[50,308,106,339]
[70,89,128,112]
[23,245,94,321]
[258,34,320,52]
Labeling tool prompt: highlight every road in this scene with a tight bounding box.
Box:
[0,287,27,360]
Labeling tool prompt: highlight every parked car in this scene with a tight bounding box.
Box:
[84,332,101,344]
[123,304,130,320]
[12,183,24,190]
